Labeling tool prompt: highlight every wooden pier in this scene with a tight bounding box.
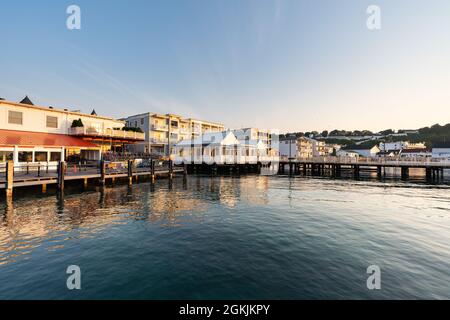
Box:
[278,157,450,180]
[0,160,186,198]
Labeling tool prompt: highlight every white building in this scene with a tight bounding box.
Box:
[342,146,381,158]
[379,141,426,152]
[232,128,278,155]
[279,138,297,159]
[432,143,450,159]
[0,97,144,165]
[173,131,278,165]
[279,136,333,159]
[400,148,431,158]
[123,112,224,158]
[336,150,360,158]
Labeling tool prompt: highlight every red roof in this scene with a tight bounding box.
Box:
[0,129,98,148]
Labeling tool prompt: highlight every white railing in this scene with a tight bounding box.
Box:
[69,127,145,140]
[283,156,450,167]
[149,138,168,144]
[152,124,168,131]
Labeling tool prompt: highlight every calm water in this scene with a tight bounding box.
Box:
[0,175,449,299]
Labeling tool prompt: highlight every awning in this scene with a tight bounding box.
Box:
[0,129,98,148]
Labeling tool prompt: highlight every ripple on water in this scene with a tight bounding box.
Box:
[0,175,449,299]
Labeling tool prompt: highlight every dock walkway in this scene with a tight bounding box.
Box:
[0,160,185,193]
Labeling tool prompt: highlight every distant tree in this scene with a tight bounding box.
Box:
[379,129,394,136]
[329,130,339,136]
[71,118,84,127]
[321,130,329,137]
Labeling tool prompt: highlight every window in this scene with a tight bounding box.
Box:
[0,151,13,162]
[141,118,144,125]
[134,121,138,127]
[8,111,23,125]
[18,152,32,162]
[50,152,61,162]
[34,152,48,162]
[46,116,58,128]
[171,120,178,127]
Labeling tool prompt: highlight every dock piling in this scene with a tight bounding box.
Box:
[57,161,66,191]
[5,161,14,198]
[99,160,106,186]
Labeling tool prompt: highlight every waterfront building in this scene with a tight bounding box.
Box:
[279,138,297,159]
[432,142,450,159]
[336,149,360,158]
[342,145,381,158]
[173,131,278,165]
[123,113,224,158]
[399,148,432,158]
[297,137,315,158]
[379,141,426,152]
[232,127,279,159]
[279,136,327,159]
[0,97,144,165]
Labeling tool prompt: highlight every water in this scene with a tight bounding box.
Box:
[0,175,449,299]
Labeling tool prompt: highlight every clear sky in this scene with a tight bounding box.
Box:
[1,0,450,133]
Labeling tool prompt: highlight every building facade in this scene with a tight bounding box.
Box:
[232,128,279,156]
[124,113,224,158]
[173,131,279,165]
[0,97,144,165]
[432,142,450,159]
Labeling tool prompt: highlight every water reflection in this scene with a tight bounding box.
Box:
[0,174,449,299]
[0,176,271,266]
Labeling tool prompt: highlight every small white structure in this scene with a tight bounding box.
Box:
[379,141,426,152]
[432,143,450,159]
[336,149,359,158]
[400,148,431,158]
[342,146,380,158]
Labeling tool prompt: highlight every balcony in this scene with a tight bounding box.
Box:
[152,124,169,131]
[149,137,168,144]
[179,127,190,134]
[69,127,145,141]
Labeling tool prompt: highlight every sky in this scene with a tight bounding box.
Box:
[1,0,450,133]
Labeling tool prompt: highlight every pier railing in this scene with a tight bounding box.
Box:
[285,156,450,167]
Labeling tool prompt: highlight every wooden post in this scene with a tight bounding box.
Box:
[353,165,359,178]
[183,163,188,182]
[128,159,133,185]
[99,160,106,185]
[42,183,47,193]
[169,160,173,180]
[57,161,66,191]
[151,159,156,183]
[377,166,382,178]
[5,161,14,198]
[401,167,409,179]
[425,167,432,180]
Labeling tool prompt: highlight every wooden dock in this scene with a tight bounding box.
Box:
[279,157,450,180]
[0,160,186,197]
